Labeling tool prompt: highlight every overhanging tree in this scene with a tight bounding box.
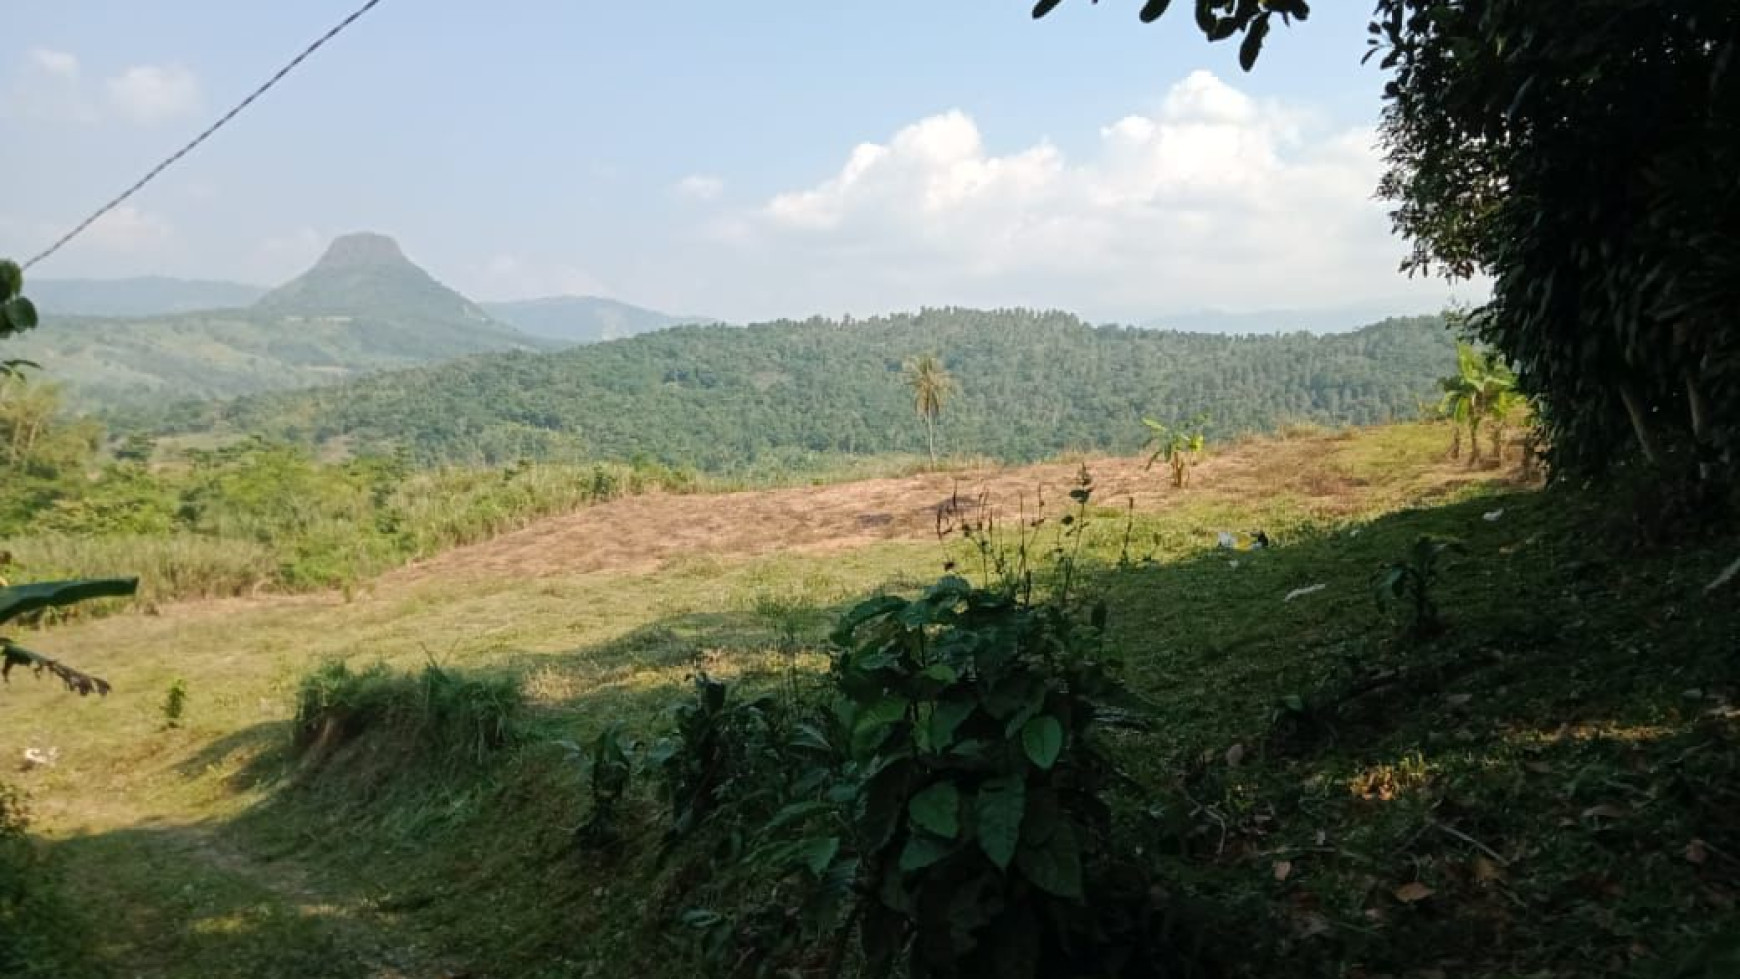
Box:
[1371,0,1739,479]
[1037,1,1738,483]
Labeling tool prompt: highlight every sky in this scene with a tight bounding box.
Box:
[2,1,1480,325]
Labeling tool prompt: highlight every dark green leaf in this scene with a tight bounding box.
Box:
[919,662,959,685]
[0,579,139,626]
[1021,716,1065,770]
[797,835,840,876]
[1015,820,1084,899]
[851,695,909,756]
[909,781,961,839]
[1139,0,1172,23]
[859,759,914,850]
[899,832,954,872]
[1022,787,1063,846]
[924,697,975,753]
[0,260,20,301]
[975,775,1026,869]
[1031,0,1065,19]
[831,594,905,645]
[3,297,38,331]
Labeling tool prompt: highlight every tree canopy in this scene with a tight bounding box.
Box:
[1373,0,1739,480]
[127,309,1457,471]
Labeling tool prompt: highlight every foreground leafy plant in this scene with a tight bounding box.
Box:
[0,578,138,696]
[820,575,1137,977]
[1372,535,1463,638]
[568,724,636,845]
[672,574,1188,977]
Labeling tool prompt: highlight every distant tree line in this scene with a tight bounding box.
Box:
[124,309,1457,471]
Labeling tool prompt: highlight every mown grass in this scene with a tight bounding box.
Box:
[4,424,1735,978]
[2,448,1011,612]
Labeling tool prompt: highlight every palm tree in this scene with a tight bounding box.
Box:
[905,354,953,467]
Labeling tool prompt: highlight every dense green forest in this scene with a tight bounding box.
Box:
[134,309,1457,469]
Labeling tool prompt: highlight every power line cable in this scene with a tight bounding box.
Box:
[22,0,389,271]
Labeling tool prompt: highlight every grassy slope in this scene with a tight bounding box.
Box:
[2,423,1736,978]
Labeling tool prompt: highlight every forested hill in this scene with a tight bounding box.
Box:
[141,308,1457,470]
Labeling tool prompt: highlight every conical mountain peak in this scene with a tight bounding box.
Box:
[311,232,412,271]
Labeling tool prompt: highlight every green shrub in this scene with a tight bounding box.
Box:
[661,570,1203,978]
[160,678,188,729]
[0,784,99,978]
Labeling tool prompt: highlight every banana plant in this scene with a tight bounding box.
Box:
[1372,536,1463,638]
[1438,343,1518,466]
[1142,414,1208,488]
[1,578,137,697]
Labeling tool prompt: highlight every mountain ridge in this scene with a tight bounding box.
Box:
[12,232,545,404]
[482,295,717,345]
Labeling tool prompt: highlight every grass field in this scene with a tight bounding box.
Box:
[3,422,1736,978]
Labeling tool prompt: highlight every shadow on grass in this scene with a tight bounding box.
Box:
[40,596,855,979]
[46,819,455,979]
[37,488,1740,979]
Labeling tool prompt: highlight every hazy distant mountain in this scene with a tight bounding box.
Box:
[483,295,717,345]
[28,277,266,317]
[14,232,546,405]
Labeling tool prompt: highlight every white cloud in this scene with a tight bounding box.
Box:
[673,174,725,201]
[720,70,1455,321]
[83,205,174,252]
[5,51,201,127]
[5,47,97,122]
[29,49,80,79]
[106,64,201,125]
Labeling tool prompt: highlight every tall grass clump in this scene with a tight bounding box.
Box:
[292,660,525,770]
[0,533,276,606]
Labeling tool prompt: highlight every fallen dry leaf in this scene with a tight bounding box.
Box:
[1225,743,1246,767]
[1472,855,1505,884]
[1394,882,1435,904]
[1581,803,1629,820]
[1445,693,1473,708]
[1274,860,1293,882]
[1686,839,1709,865]
[1314,829,1328,846]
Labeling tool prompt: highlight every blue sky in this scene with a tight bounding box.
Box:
[3,2,1474,324]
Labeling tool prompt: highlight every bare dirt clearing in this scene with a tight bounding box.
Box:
[386,429,1501,585]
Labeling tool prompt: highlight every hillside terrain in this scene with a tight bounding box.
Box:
[483,295,715,345]
[136,310,1458,469]
[3,423,1735,978]
[11,234,545,405]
